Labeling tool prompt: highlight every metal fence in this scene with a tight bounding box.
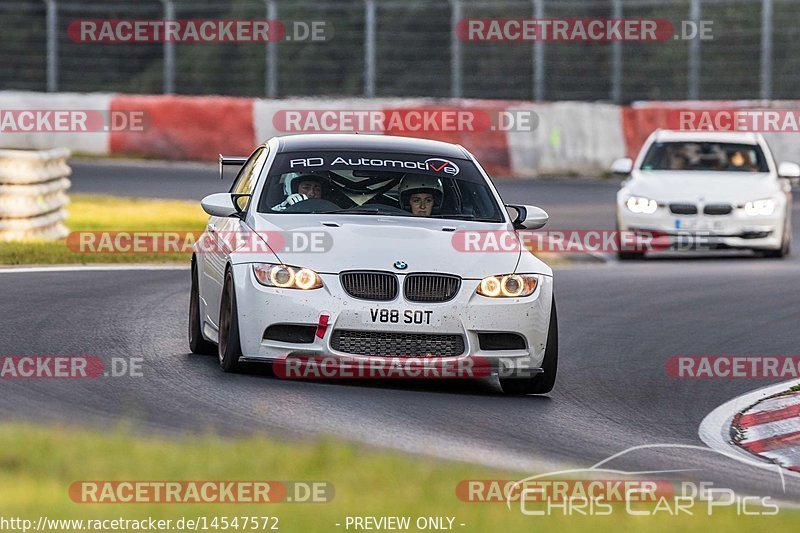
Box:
[0,0,797,101]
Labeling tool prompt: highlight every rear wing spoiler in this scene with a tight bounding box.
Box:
[218,154,247,180]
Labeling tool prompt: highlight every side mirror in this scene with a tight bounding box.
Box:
[201,193,239,218]
[506,204,549,230]
[610,158,633,175]
[778,161,800,179]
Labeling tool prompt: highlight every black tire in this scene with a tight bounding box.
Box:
[617,250,645,261]
[762,220,791,259]
[218,269,243,372]
[499,299,558,395]
[189,261,216,355]
[615,223,645,260]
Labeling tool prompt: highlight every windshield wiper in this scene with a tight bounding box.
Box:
[317,208,411,216]
[426,214,474,220]
[427,214,500,222]
[316,210,497,221]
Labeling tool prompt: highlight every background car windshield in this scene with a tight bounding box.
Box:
[257,151,504,222]
[641,142,769,172]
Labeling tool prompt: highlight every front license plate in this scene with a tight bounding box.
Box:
[364,308,441,326]
[674,218,728,232]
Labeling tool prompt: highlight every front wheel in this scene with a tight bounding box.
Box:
[762,219,791,259]
[499,299,558,395]
[218,269,243,372]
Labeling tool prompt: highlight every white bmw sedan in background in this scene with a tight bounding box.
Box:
[612,130,797,259]
[189,134,557,395]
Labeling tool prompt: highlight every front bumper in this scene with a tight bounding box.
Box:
[231,263,554,374]
[617,205,785,251]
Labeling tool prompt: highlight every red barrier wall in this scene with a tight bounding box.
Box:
[110,95,255,161]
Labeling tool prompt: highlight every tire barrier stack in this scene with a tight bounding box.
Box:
[0,148,71,241]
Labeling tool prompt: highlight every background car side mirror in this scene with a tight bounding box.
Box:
[201,193,239,218]
[778,161,800,179]
[610,158,633,175]
[506,204,549,230]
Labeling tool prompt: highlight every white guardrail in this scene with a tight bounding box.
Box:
[0,148,71,241]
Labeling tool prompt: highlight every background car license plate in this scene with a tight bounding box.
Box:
[674,218,728,231]
[364,308,441,326]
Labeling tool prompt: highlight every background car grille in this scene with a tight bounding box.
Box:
[703,203,733,215]
[669,203,698,215]
[340,272,398,301]
[404,274,461,303]
[331,330,465,357]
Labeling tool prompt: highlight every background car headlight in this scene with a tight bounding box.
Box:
[253,263,323,290]
[743,198,776,216]
[626,196,659,214]
[477,274,538,298]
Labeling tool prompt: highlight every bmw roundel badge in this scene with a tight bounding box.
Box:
[393,261,408,270]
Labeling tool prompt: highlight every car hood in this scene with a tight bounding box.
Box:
[248,214,527,278]
[625,171,780,204]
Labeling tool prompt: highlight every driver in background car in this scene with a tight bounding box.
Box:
[398,175,444,217]
[273,174,327,211]
[728,149,758,171]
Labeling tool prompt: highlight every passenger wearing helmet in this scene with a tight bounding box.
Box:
[274,174,326,211]
[398,175,443,217]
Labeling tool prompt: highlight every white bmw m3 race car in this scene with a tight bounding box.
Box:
[189,134,557,394]
[613,130,796,259]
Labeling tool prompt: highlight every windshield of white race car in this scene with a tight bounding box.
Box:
[641,142,769,172]
[257,151,505,222]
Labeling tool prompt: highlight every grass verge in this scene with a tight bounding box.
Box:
[0,194,586,267]
[0,195,206,265]
[0,423,796,532]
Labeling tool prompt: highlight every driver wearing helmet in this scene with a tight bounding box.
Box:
[274,174,327,211]
[398,175,443,217]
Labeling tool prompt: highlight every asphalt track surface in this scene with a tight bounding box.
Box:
[3,159,800,502]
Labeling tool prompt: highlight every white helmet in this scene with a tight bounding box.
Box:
[283,173,329,196]
[397,175,443,208]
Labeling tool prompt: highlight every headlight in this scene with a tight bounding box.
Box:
[743,198,776,216]
[477,274,538,298]
[626,196,659,214]
[253,263,323,290]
